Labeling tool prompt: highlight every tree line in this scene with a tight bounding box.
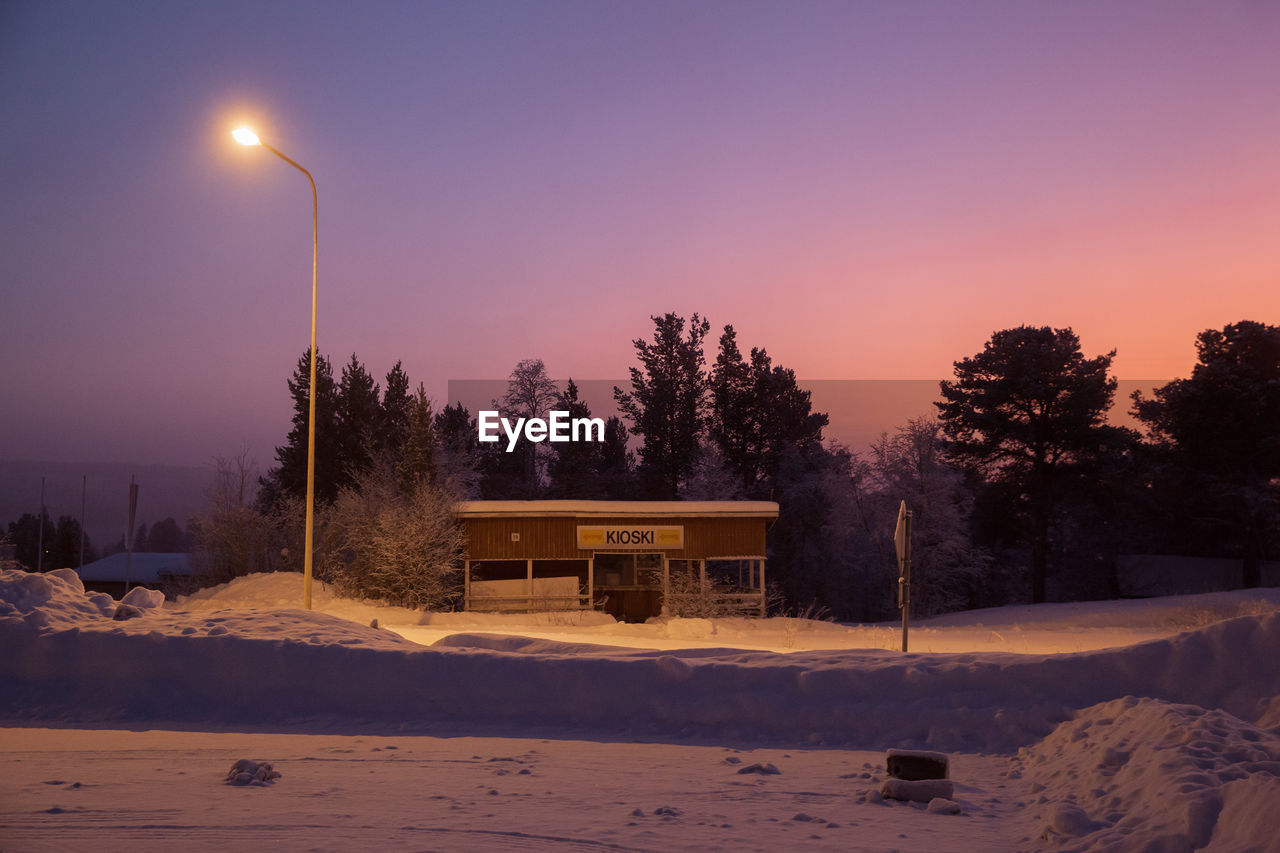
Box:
[3,514,188,572]
[187,315,1278,620]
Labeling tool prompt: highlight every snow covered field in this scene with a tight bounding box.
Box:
[3,569,1280,851]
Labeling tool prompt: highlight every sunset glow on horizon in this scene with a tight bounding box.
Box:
[2,0,1277,465]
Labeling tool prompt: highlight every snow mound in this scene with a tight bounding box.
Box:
[225,758,281,787]
[121,586,164,610]
[0,568,115,629]
[1017,696,1280,852]
[174,571,617,630]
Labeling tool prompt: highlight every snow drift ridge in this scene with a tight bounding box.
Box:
[3,568,1278,752]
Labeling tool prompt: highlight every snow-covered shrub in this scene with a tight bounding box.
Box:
[319,467,464,610]
[663,569,720,618]
[663,564,772,618]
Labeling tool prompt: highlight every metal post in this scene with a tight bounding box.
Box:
[897,507,912,653]
[36,476,45,572]
[660,556,670,616]
[124,477,137,594]
[259,140,318,612]
[758,558,766,617]
[79,474,86,571]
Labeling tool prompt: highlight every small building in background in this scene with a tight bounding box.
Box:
[76,552,194,599]
[454,500,779,621]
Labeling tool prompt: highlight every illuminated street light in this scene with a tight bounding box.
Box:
[233,125,318,610]
[231,126,261,147]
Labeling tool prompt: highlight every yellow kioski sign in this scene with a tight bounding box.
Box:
[577,525,684,550]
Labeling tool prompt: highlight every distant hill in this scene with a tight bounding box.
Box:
[0,461,212,548]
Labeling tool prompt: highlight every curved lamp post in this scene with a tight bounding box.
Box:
[234,125,317,610]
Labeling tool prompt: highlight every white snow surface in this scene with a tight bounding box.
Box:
[4,568,1280,851]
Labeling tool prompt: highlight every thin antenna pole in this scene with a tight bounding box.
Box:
[79,474,87,571]
[36,476,46,572]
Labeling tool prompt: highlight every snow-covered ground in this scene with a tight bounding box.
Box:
[3,568,1279,851]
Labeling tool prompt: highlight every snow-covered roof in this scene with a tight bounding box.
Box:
[453,500,780,519]
[77,552,193,583]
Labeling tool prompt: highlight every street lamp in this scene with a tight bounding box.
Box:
[234,125,318,610]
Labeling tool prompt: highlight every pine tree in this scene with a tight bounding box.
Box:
[148,517,187,552]
[614,313,711,499]
[1133,320,1280,586]
[132,522,150,552]
[51,515,93,569]
[546,379,606,498]
[709,324,827,498]
[709,325,756,491]
[598,416,637,499]
[379,361,413,458]
[937,326,1120,603]
[262,349,341,506]
[399,383,439,489]
[336,352,381,481]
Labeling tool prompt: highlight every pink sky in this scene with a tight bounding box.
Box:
[2,1,1277,465]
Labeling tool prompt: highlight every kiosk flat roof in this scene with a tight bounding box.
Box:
[453,500,779,519]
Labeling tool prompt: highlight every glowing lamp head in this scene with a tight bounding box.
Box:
[232,126,261,146]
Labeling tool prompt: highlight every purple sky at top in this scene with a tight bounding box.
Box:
[2,0,1277,467]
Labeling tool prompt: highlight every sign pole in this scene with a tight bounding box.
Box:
[894,501,912,653]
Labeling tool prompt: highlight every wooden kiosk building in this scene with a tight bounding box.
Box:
[454,501,779,621]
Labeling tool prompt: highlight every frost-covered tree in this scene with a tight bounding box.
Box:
[489,358,559,496]
[434,402,481,498]
[191,452,280,586]
[869,418,995,615]
[320,466,464,610]
[681,443,746,501]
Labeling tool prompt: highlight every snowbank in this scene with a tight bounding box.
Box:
[174,572,1280,654]
[1016,696,1280,852]
[4,568,1280,753]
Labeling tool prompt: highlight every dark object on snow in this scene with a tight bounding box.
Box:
[737,762,781,775]
[112,604,143,621]
[886,748,949,780]
[225,759,281,787]
[370,618,379,629]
